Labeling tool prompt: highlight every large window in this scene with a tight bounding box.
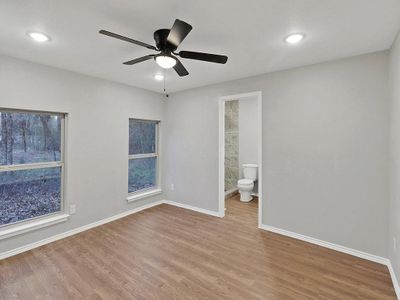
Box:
[128,119,159,194]
[0,109,64,227]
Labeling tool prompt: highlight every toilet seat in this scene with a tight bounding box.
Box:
[238,179,253,185]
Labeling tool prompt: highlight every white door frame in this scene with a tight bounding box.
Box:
[218,91,263,227]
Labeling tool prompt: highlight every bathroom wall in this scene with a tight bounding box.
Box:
[238,98,259,177]
[238,97,259,194]
[224,100,239,192]
[163,51,389,257]
[225,98,259,194]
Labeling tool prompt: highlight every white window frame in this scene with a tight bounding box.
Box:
[0,108,68,240]
[127,119,161,202]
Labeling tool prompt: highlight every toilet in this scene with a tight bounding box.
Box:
[237,164,258,202]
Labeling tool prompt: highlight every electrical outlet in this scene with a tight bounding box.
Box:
[170,184,174,191]
[70,204,76,215]
[394,237,397,251]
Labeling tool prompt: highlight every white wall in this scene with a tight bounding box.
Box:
[238,97,259,194]
[238,98,259,176]
[388,31,400,288]
[163,51,389,257]
[0,55,165,254]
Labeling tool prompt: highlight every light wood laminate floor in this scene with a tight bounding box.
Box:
[0,195,397,299]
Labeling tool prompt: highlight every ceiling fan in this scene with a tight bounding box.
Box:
[99,19,228,77]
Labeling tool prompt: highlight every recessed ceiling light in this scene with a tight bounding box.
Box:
[154,74,164,81]
[27,31,50,42]
[285,33,305,44]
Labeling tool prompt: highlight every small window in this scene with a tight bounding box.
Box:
[0,109,65,227]
[128,119,159,194]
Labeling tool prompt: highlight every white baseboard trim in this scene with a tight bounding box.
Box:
[259,224,388,265]
[388,261,400,299]
[163,200,223,217]
[0,200,164,261]
[225,188,238,198]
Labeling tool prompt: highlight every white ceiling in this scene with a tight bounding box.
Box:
[0,0,399,93]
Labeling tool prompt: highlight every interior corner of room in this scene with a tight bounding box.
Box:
[1,1,400,298]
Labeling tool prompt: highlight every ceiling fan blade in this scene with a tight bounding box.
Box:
[99,30,157,50]
[173,58,189,76]
[123,55,155,65]
[167,19,193,48]
[178,51,228,64]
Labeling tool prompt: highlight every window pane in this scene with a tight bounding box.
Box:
[128,157,156,193]
[0,111,62,165]
[129,120,156,155]
[0,167,61,226]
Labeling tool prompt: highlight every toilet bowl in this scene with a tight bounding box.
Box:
[237,179,254,202]
[237,164,258,202]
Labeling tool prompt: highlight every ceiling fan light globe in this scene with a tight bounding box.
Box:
[285,33,305,44]
[27,31,50,42]
[156,55,176,69]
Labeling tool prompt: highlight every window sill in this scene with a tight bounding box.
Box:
[0,214,70,241]
[127,188,162,203]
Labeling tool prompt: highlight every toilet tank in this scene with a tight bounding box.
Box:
[242,164,258,181]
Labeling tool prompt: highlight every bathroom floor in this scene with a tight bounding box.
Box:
[225,193,258,226]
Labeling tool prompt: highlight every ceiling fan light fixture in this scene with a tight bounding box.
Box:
[99,19,228,77]
[155,55,176,69]
[27,31,51,42]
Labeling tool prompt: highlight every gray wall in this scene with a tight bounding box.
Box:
[238,97,259,194]
[0,51,391,259]
[238,97,259,177]
[163,52,389,257]
[0,55,165,254]
[389,31,400,286]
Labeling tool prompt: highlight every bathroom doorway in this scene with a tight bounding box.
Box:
[218,92,262,227]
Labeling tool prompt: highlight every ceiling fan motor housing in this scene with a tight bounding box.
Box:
[154,29,176,51]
